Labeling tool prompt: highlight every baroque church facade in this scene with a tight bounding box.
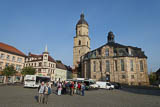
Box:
[73,13,149,85]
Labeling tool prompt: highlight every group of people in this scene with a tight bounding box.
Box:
[55,81,86,96]
[37,80,86,104]
[38,82,51,104]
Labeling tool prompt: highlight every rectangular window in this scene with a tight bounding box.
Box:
[122,75,125,79]
[99,61,102,71]
[106,60,110,72]
[105,48,109,56]
[39,62,42,66]
[12,56,15,61]
[0,62,3,70]
[114,60,118,71]
[16,65,19,71]
[93,61,96,72]
[140,60,144,72]
[17,57,22,63]
[0,53,5,59]
[130,60,134,71]
[7,55,10,61]
[44,62,47,67]
[121,59,125,71]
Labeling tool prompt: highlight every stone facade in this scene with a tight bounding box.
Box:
[81,32,149,85]
[73,13,90,69]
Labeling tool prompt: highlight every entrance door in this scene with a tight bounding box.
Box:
[106,74,110,82]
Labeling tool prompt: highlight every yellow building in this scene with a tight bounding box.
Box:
[73,14,149,85]
[0,42,26,83]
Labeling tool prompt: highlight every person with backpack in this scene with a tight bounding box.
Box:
[44,82,51,104]
[38,82,45,103]
[81,83,85,96]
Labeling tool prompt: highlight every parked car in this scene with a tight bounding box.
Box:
[106,82,114,90]
[96,81,107,89]
[111,82,121,89]
[96,81,113,90]
[84,80,98,90]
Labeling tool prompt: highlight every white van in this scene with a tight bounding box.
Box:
[96,81,107,89]
[96,81,114,90]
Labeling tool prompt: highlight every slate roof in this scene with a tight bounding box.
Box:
[83,42,147,60]
[0,42,26,57]
[76,13,88,26]
[56,60,67,70]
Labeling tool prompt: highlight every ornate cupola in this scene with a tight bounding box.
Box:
[108,31,115,43]
[76,13,88,26]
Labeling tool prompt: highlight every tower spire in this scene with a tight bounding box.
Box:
[45,44,48,52]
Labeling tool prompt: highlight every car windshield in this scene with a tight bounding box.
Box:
[106,83,111,86]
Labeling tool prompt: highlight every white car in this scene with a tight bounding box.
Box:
[106,82,114,90]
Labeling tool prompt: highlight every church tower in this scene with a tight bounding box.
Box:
[73,13,90,68]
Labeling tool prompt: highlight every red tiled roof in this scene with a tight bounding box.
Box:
[0,42,26,57]
[28,53,56,63]
[56,61,67,70]
[48,56,56,63]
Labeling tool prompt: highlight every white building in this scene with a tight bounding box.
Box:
[25,46,56,81]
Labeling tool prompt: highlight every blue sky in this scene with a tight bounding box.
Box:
[0,0,160,72]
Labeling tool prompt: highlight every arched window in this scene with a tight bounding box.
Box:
[87,41,88,46]
[79,40,81,45]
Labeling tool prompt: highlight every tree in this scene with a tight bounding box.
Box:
[149,72,157,85]
[21,66,36,76]
[2,65,17,83]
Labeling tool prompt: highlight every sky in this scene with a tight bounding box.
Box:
[0,0,160,72]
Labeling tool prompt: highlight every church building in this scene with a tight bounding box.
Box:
[73,13,149,85]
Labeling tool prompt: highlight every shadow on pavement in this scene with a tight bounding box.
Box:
[121,86,160,96]
[34,95,38,102]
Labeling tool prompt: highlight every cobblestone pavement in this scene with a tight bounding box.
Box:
[0,86,160,107]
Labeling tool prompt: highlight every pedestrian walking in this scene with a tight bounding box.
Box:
[38,82,45,103]
[57,82,62,96]
[77,82,81,95]
[74,82,78,94]
[44,82,52,104]
[70,81,74,96]
[81,83,85,96]
[62,81,67,94]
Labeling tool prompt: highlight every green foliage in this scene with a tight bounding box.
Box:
[149,72,157,85]
[2,65,17,76]
[21,67,36,76]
